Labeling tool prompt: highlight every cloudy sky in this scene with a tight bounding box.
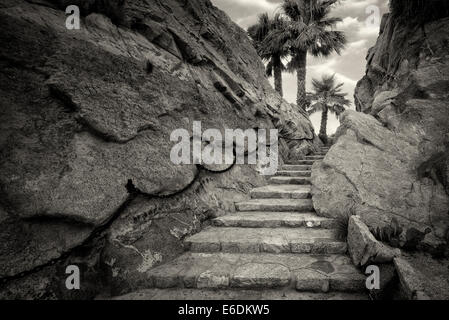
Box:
[211,0,389,134]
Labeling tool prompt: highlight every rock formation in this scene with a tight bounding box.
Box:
[0,0,319,298]
[347,216,401,267]
[312,7,449,252]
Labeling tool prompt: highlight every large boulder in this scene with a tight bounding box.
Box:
[312,13,449,251]
[393,257,430,300]
[0,0,318,298]
[348,216,401,267]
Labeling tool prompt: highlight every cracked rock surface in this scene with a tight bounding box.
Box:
[0,0,319,298]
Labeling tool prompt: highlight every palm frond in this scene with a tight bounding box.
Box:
[312,0,339,21]
[307,102,325,115]
[307,73,351,116]
[309,30,346,57]
[248,12,290,61]
[282,0,304,21]
[286,51,305,72]
[332,82,344,92]
[316,16,342,28]
[279,0,346,58]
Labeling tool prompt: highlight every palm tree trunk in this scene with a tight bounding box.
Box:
[319,105,328,143]
[272,55,283,97]
[296,50,307,110]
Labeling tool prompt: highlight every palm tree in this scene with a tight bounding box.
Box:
[265,0,346,110]
[248,13,288,97]
[307,74,350,143]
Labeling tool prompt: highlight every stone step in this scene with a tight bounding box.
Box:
[145,252,363,292]
[250,185,311,199]
[269,176,311,185]
[212,212,337,229]
[305,156,325,160]
[276,170,311,177]
[296,269,366,293]
[112,288,368,300]
[281,165,311,171]
[285,160,315,165]
[235,198,313,212]
[184,227,347,254]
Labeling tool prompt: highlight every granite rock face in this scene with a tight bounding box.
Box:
[0,0,318,298]
[348,216,401,267]
[393,257,430,300]
[312,13,449,250]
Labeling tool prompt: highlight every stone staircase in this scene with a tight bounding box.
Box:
[142,146,368,300]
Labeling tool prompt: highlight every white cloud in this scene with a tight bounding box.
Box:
[337,16,380,40]
[212,0,281,29]
[348,39,368,49]
[231,0,278,10]
[358,24,381,37]
[217,0,276,9]
[337,16,360,29]
[342,0,379,9]
[236,15,259,29]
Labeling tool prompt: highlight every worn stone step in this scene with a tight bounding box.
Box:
[250,185,311,199]
[281,165,311,171]
[276,170,311,177]
[296,270,366,293]
[235,198,313,212]
[145,252,362,292]
[112,288,368,300]
[212,212,337,229]
[269,176,311,185]
[305,156,325,160]
[184,227,347,254]
[285,160,315,165]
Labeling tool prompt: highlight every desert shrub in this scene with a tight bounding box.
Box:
[335,208,356,241]
[371,218,402,247]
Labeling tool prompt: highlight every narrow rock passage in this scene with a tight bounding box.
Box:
[130,147,368,300]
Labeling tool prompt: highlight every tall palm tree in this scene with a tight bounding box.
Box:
[265,0,346,110]
[307,74,350,143]
[248,13,288,97]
